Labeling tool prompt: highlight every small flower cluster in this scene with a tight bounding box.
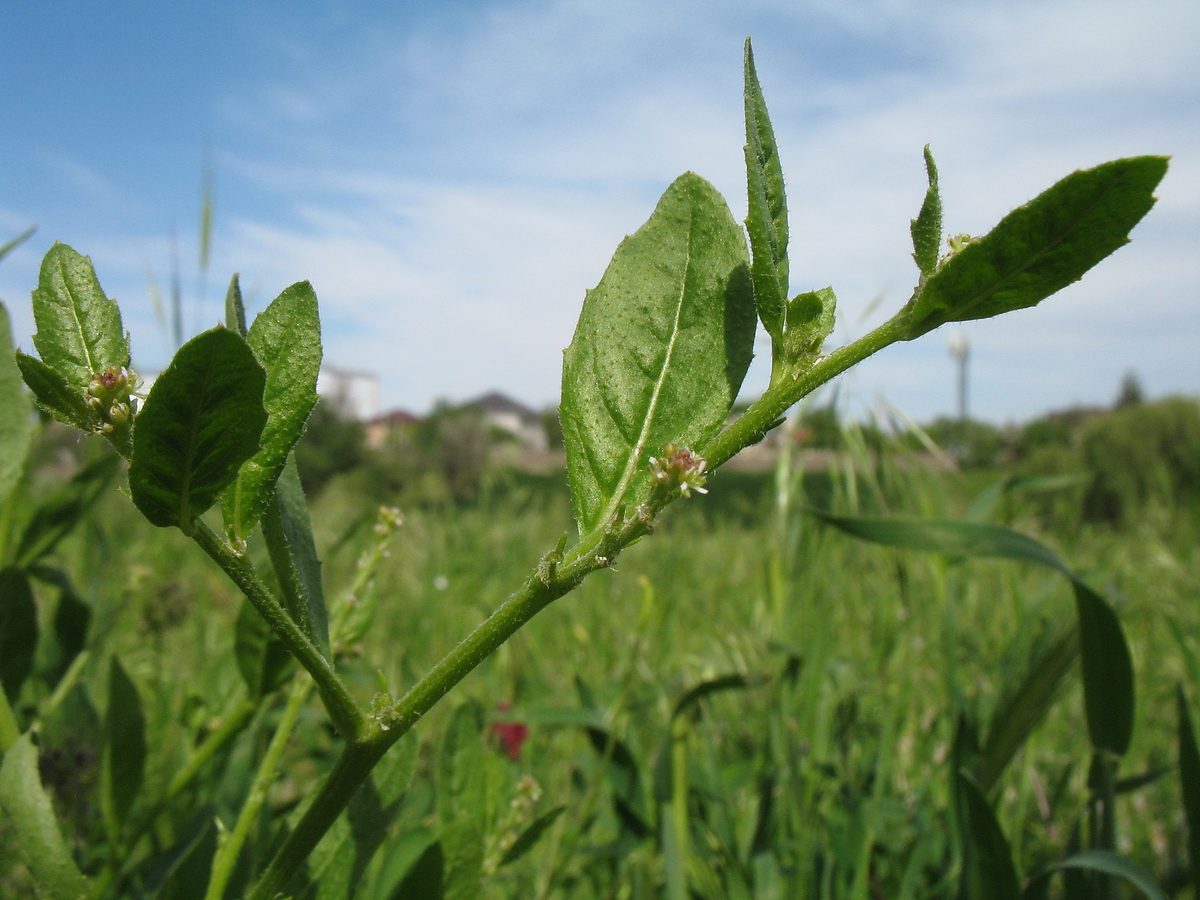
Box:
[648,442,708,499]
[86,365,141,432]
[939,232,976,266]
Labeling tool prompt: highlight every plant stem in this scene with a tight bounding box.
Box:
[248,312,912,897]
[191,519,367,741]
[205,678,313,900]
[701,311,911,470]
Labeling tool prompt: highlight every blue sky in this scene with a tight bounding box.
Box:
[2,0,1196,425]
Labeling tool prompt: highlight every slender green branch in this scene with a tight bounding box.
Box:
[702,309,912,471]
[191,519,367,741]
[206,678,313,900]
[248,311,915,898]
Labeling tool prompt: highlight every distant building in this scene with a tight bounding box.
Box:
[464,391,548,452]
[318,367,380,420]
[364,409,421,450]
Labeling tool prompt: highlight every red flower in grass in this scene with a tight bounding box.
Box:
[491,704,529,761]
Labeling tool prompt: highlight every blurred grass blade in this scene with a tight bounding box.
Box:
[498,806,567,868]
[906,156,1168,337]
[0,566,39,703]
[101,656,146,839]
[1178,687,1200,898]
[911,145,942,278]
[980,625,1078,790]
[743,37,788,345]
[261,456,329,656]
[561,173,755,533]
[0,225,35,263]
[810,510,1134,756]
[130,327,267,532]
[0,732,92,900]
[956,771,1020,899]
[31,242,129,390]
[223,281,321,539]
[1028,850,1168,900]
[15,454,120,568]
[0,302,34,515]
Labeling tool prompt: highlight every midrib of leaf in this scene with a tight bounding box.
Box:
[592,209,697,531]
[55,254,102,377]
[174,368,222,527]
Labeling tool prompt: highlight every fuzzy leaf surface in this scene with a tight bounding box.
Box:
[743,38,788,344]
[261,455,329,656]
[31,243,128,390]
[783,286,836,365]
[223,281,321,538]
[0,733,91,900]
[561,172,755,533]
[907,156,1167,337]
[130,328,267,531]
[15,350,98,432]
[911,145,942,277]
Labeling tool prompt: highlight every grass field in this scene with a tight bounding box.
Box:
[8,420,1197,899]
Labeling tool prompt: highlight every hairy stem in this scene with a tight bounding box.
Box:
[248,311,912,897]
[192,519,367,741]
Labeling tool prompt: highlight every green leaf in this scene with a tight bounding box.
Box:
[0,303,34,513]
[15,350,98,432]
[907,156,1168,337]
[261,456,329,656]
[440,817,484,900]
[911,145,942,277]
[1029,850,1169,900]
[31,243,129,390]
[743,37,788,345]
[14,454,120,568]
[561,173,755,533]
[1074,584,1134,756]
[1177,687,1200,899]
[956,771,1020,900]
[100,656,146,838]
[438,703,486,829]
[234,599,294,698]
[497,805,567,868]
[223,281,321,539]
[129,327,267,532]
[0,566,39,702]
[394,839,445,899]
[225,273,247,337]
[979,625,1077,790]
[809,511,1134,755]
[783,286,836,365]
[0,733,91,900]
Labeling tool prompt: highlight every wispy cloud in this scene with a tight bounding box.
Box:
[5,0,1194,423]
